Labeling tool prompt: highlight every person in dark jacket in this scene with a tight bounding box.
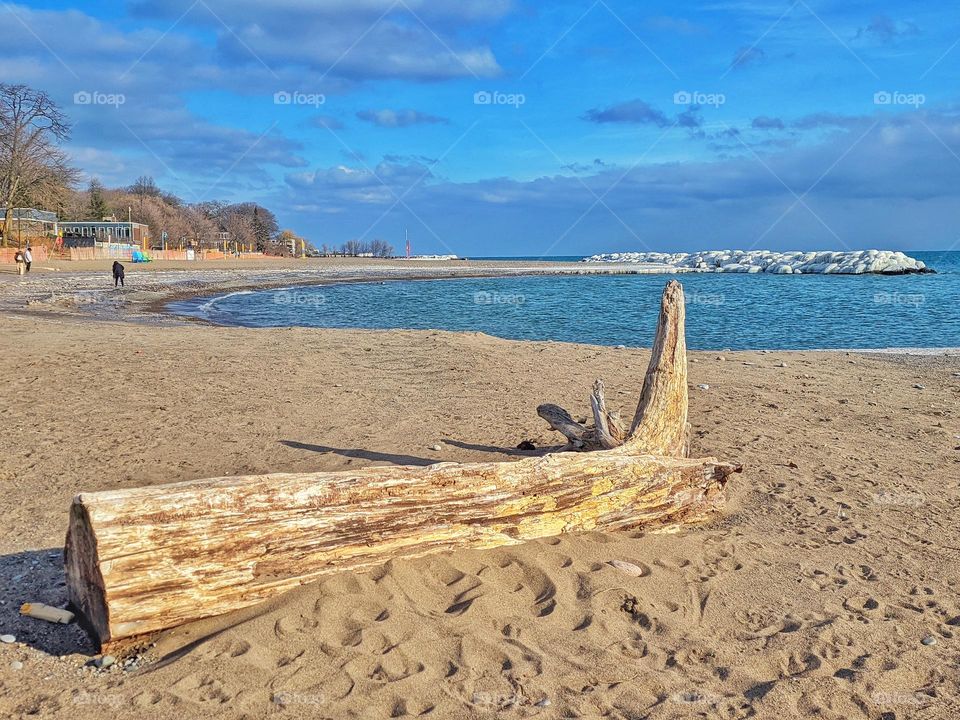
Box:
[112,261,125,287]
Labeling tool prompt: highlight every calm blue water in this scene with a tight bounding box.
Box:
[169,251,960,350]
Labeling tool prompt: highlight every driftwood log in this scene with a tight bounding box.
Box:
[65,280,740,648]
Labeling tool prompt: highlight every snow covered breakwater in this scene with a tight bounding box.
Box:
[583,250,932,274]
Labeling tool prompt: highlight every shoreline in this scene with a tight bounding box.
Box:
[0,258,957,355]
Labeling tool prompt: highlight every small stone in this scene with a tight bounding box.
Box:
[10,661,23,671]
[775,361,787,368]
[913,384,925,390]
[431,444,442,451]
[614,344,626,350]
[97,655,116,669]
[0,635,15,644]
[716,355,725,361]
[535,698,551,707]
[607,559,648,577]
[921,635,937,646]
[697,384,710,390]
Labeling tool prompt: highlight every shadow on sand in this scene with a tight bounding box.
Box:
[279,440,437,466]
[0,549,96,656]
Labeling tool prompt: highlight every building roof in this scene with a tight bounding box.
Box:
[60,220,149,227]
[0,208,57,222]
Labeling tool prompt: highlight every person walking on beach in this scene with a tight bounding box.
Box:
[112,260,125,287]
[24,246,32,273]
[14,249,25,276]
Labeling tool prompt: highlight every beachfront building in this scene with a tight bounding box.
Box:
[0,207,58,242]
[60,220,150,248]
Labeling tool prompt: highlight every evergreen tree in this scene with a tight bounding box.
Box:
[87,178,109,220]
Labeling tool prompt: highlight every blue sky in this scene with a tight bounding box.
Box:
[3,1,959,256]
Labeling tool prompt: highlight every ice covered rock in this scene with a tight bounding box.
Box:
[583,249,933,275]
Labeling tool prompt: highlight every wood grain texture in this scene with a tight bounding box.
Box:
[66,451,738,645]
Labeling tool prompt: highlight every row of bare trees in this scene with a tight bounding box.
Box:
[328,239,395,257]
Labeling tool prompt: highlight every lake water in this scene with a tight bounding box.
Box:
[169,251,960,351]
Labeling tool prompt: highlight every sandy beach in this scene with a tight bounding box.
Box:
[1,260,958,719]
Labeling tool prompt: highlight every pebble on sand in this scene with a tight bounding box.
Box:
[697,384,710,390]
[0,634,15,644]
[913,384,926,390]
[921,636,937,646]
[10,661,23,670]
[607,559,648,577]
[97,655,116,669]
[431,444,442,451]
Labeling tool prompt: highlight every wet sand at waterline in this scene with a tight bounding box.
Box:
[0,264,958,719]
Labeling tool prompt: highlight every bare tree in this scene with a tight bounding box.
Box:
[222,209,255,251]
[184,204,218,248]
[0,84,77,246]
[128,175,160,215]
[370,239,394,257]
